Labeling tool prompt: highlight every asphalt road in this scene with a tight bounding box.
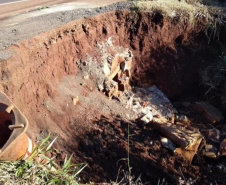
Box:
[0,0,125,19]
[0,0,73,19]
[0,0,24,5]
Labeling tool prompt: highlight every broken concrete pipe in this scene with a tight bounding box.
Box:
[0,91,34,161]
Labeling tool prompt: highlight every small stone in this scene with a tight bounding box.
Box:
[175,115,190,124]
[141,101,150,107]
[139,112,153,125]
[219,139,226,156]
[103,62,111,76]
[84,75,89,80]
[161,137,176,152]
[193,101,224,124]
[73,96,79,105]
[206,129,220,143]
[98,84,104,91]
[204,144,218,158]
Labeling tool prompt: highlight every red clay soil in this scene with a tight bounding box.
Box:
[0,10,225,184]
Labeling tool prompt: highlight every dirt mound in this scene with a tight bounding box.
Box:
[0,9,226,184]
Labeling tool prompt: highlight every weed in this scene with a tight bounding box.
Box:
[38,6,49,11]
[0,135,87,185]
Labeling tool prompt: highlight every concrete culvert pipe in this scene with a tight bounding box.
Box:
[0,91,34,161]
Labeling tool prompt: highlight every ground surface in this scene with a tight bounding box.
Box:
[0,1,226,184]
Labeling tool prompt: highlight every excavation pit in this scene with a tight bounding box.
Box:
[0,7,226,184]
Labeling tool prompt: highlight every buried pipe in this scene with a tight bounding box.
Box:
[0,91,34,161]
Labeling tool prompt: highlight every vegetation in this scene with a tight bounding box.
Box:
[130,0,226,26]
[201,54,226,109]
[0,135,87,185]
[38,6,50,11]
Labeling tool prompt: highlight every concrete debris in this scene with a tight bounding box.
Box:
[150,121,202,149]
[204,144,218,158]
[103,79,118,98]
[176,137,202,163]
[150,118,203,162]
[98,84,104,91]
[132,86,174,122]
[219,139,226,156]
[206,129,220,143]
[137,112,153,126]
[193,101,224,124]
[161,137,176,152]
[103,62,111,76]
[100,49,133,99]
[97,48,226,163]
[83,75,89,80]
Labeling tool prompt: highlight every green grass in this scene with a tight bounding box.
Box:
[38,6,49,11]
[0,135,87,185]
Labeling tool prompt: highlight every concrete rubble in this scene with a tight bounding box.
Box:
[98,49,226,163]
[100,49,133,99]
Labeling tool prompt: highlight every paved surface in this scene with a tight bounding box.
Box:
[0,0,113,19]
[0,0,25,5]
[0,1,132,60]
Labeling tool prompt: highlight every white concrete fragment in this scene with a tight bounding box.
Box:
[140,111,153,124]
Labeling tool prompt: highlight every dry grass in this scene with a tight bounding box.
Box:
[131,0,226,26]
[132,0,210,24]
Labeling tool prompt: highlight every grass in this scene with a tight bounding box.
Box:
[130,0,226,27]
[0,135,87,185]
[38,6,49,11]
[201,54,226,106]
[131,0,210,24]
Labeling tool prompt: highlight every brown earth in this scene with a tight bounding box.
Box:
[0,9,226,184]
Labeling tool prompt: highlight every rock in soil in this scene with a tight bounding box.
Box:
[204,144,218,158]
[206,128,220,143]
[193,101,224,124]
[219,139,226,156]
[161,137,176,152]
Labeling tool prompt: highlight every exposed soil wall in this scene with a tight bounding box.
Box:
[1,10,209,108]
[0,10,225,183]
